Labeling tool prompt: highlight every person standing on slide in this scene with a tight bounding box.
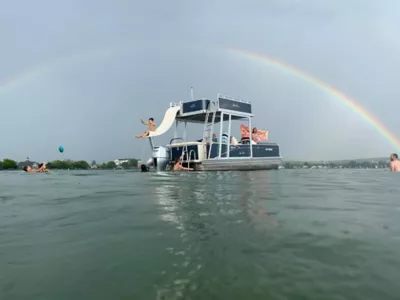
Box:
[389,153,400,172]
[136,118,156,138]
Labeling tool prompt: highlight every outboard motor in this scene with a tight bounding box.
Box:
[152,146,170,171]
[146,158,153,167]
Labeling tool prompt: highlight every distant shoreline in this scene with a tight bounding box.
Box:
[0,158,139,171]
[0,157,390,171]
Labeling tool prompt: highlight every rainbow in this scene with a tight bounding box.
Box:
[228,48,400,151]
[0,47,121,95]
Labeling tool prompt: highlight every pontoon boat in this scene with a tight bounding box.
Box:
[146,93,283,171]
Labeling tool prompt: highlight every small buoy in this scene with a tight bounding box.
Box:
[59,146,64,153]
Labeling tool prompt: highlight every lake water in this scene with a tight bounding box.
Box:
[1,169,400,300]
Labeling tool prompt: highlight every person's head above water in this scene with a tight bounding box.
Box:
[149,118,154,124]
[390,153,398,161]
[140,164,148,172]
[23,166,31,172]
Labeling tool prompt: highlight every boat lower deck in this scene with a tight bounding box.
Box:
[196,157,282,171]
[167,141,282,171]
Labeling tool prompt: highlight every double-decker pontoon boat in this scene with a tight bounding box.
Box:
[145,93,283,171]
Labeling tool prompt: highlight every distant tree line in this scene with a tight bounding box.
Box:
[0,158,138,170]
[283,160,389,169]
[47,160,91,169]
[0,159,18,170]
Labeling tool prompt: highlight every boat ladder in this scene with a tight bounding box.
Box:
[203,106,216,159]
[186,150,195,171]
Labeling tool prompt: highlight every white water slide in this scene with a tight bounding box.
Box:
[148,106,181,137]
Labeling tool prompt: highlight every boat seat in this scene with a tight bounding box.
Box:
[240,138,257,145]
[231,136,239,145]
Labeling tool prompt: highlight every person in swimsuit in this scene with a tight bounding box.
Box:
[23,162,48,173]
[173,151,193,171]
[252,127,267,142]
[136,118,156,138]
[389,153,400,172]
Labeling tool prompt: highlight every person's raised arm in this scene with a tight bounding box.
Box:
[38,162,46,171]
[141,119,148,125]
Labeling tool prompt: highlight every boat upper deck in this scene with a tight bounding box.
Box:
[171,94,254,124]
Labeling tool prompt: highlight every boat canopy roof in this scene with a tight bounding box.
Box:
[172,94,254,124]
[175,111,248,123]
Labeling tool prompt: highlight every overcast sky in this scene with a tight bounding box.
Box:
[1,0,400,162]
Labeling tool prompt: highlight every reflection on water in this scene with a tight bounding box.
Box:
[152,172,282,299]
[1,170,400,300]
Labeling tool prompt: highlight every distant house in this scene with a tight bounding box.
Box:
[114,158,129,167]
[17,160,38,169]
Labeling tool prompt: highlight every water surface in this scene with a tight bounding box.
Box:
[1,169,399,299]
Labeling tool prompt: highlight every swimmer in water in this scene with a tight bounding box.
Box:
[136,117,156,138]
[389,153,400,172]
[23,162,48,173]
[172,151,193,171]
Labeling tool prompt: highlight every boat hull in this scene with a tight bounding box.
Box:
[198,157,282,171]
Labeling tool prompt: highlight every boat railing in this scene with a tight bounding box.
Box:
[217,93,252,104]
[169,137,185,145]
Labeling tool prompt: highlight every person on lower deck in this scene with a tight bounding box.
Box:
[221,133,229,144]
[252,127,268,142]
[390,153,400,172]
[173,151,193,171]
[136,118,156,138]
[240,125,267,143]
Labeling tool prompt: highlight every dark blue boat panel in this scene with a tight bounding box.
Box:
[206,144,228,158]
[207,143,280,158]
[181,99,210,114]
[230,144,280,157]
[218,97,252,114]
[170,143,280,161]
[171,145,199,161]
